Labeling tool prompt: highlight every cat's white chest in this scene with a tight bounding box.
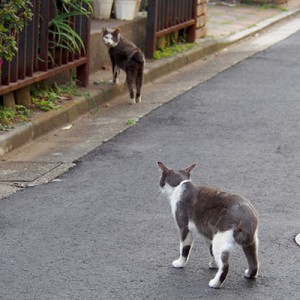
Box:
[161,180,190,217]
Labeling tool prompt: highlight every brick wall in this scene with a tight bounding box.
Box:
[196,0,208,38]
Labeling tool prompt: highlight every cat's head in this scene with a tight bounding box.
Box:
[158,162,196,190]
[102,27,120,47]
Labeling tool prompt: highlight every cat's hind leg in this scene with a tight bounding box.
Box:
[209,230,234,288]
[126,73,135,104]
[109,66,120,84]
[173,227,193,268]
[134,68,144,103]
[205,239,218,269]
[243,230,259,279]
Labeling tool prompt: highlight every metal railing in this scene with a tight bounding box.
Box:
[0,0,90,97]
[146,0,197,58]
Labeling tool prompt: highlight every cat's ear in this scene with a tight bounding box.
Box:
[114,28,120,34]
[184,164,197,175]
[158,162,170,173]
[102,27,108,33]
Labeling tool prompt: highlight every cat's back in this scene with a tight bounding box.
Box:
[192,185,258,223]
[196,185,255,209]
[190,185,258,240]
[112,36,143,56]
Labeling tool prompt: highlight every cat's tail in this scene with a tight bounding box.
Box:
[234,227,254,246]
[131,50,145,64]
[233,204,259,246]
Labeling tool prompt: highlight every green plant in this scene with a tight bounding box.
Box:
[32,97,61,111]
[153,43,195,60]
[0,105,32,130]
[31,84,67,111]
[127,119,137,126]
[54,80,78,95]
[0,0,33,61]
[241,0,285,10]
[49,0,93,57]
[15,104,31,119]
[55,80,91,100]
[0,106,16,126]
[140,1,148,11]
[30,79,90,112]
[261,3,279,9]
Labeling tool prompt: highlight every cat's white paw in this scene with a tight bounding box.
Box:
[244,269,258,279]
[172,258,186,268]
[135,96,142,103]
[128,98,136,105]
[209,278,221,289]
[209,261,218,269]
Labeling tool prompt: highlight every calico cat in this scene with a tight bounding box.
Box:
[158,162,259,289]
[102,28,145,104]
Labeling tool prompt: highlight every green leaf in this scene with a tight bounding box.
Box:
[127,119,138,126]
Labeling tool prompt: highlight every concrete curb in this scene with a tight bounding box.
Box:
[1,7,300,156]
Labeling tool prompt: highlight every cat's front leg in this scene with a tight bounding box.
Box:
[109,66,120,84]
[173,228,193,268]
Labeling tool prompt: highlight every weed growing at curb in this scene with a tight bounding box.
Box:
[30,80,90,111]
[153,43,195,60]
[0,79,91,131]
[0,105,32,131]
[31,84,70,111]
[241,1,286,11]
[127,119,137,126]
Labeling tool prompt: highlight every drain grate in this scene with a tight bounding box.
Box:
[0,161,62,182]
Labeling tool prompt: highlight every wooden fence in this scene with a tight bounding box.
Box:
[0,0,90,99]
[146,0,197,58]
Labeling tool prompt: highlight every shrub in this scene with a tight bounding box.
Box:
[0,0,33,62]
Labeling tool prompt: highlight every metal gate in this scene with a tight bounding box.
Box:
[146,0,197,58]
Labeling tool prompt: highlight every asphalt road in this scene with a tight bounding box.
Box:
[0,30,300,299]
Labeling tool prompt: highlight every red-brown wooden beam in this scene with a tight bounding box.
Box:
[0,58,87,96]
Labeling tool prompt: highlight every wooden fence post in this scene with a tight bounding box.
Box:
[39,1,51,72]
[77,5,90,87]
[146,0,159,59]
[186,0,197,43]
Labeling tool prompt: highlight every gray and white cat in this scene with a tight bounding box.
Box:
[158,162,259,288]
[102,28,145,105]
